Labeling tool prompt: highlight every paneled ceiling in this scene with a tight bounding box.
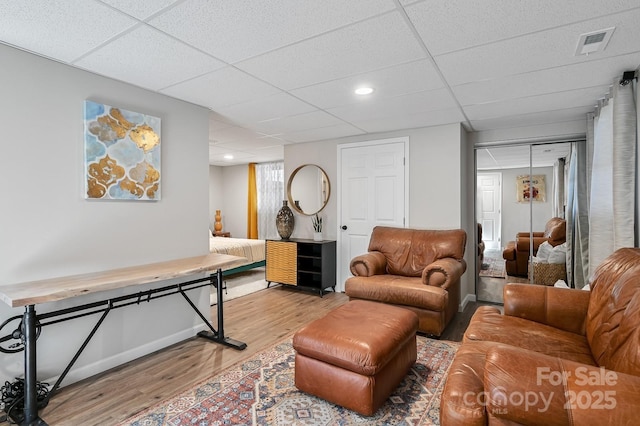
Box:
[477,143,573,170]
[2,0,639,166]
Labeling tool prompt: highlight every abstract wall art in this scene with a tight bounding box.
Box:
[516,174,546,203]
[84,100,161,200]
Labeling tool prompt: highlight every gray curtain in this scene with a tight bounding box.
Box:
[566,142,589,288]
[588,73,638,277]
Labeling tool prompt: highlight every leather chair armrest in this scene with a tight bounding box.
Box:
[515,236,547,251]
[503,284,590,335]
[349,251,387,276]
[484,345,639,425]
[516,231,544,238]
[422,258,466,290]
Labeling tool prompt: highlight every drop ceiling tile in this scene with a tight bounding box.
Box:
[352,107,465,133]
[0,0,137,62]
[214,92,318,125]
[404,0,640,55]
[435,9,640,86]
[100,0,179,20]
[149,0,396,63]
[209,150,255,165]
[210,144,284,166]
[290,59,445,109]
[74,25,225,91]
[236,11,426,90]
[283,124,365,143]
[211,126,265,144]
[453,52,640,106]
[326,89,458,123]
[217,138,284,151]
[464,86,608,121]
[252,110,348,135]
[209,112,236,131]
[477,144,574,170]
[470,106,594,131]
[162,66,281,110]
[251,145,286,160]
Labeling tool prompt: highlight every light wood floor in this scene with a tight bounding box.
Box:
[1,286,480,426]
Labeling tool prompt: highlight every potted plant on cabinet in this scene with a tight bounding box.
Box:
[312,213,323,241]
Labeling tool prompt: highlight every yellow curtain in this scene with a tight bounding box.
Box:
[247,163,258,238]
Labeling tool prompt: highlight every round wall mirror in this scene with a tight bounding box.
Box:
[287,164,330,216]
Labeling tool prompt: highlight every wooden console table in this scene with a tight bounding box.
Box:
[0,253,247,425]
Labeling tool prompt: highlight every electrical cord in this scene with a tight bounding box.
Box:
[0,379,49,424]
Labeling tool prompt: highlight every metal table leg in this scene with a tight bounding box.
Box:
[195,269,246,350]
[22,305,47,425]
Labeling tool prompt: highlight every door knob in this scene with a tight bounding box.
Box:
[341,225,348,230]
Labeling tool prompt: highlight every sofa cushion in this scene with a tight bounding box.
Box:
[587,247,640,375]
[440,340,498,426]
[345,275,447,312]
[464,306,596,366]
[367,226,466,277]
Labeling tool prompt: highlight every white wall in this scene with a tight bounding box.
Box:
[0,45,210,387]
[222,165,248,238]
[208,164,247,238]
[285,143,338,240]
[284,123,474,307]
[209,165,224,232]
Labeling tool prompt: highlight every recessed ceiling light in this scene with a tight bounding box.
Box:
[355,87,374,95]
[224,154,234,160]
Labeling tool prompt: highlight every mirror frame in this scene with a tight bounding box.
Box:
[287,164,331,216]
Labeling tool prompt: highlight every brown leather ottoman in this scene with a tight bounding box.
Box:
[292,300,419,416]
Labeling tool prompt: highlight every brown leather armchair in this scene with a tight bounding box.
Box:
[441,247,640,425]
[344,226,467,336]
[502,217,566,277]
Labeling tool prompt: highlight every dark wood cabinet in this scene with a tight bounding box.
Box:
[266,239,336,296]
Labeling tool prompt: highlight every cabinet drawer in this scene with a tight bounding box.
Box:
[266,240,297,285]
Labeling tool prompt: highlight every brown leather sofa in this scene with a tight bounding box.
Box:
[441,247,640,425]
[344,226,467,336]
[502,217,566,277]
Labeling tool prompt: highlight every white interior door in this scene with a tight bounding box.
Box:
[477,172,502,250]
[336,138,407,292]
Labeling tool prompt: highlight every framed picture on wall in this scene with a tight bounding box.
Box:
[84,100,161,200]
[516,175,546,202]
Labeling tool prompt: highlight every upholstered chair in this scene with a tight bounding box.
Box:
[502,217,566,277]
[345,226,467,336]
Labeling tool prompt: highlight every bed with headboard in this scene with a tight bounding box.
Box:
[209,235,266,276]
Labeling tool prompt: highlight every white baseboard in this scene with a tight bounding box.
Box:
[460,293,477,312]
[43,324,206,388]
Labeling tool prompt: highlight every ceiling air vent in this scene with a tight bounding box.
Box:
[575,27,615,56]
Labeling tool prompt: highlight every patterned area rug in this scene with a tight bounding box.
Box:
[119,336,459,426]
[479,250,506,278]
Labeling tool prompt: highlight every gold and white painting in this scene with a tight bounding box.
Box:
[84,100,161,200]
